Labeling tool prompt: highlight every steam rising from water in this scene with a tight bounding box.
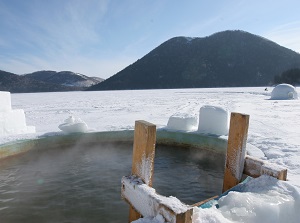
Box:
[0,140,224,222]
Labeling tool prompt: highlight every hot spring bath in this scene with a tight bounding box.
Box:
[0,131,227,222]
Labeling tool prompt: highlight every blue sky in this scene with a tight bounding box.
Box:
[1,0,300,79]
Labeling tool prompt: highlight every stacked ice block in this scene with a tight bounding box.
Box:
[0,91,35,136]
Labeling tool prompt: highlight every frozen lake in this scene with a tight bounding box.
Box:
[1,87,300,222]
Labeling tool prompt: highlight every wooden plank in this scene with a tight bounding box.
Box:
[131,120,156,186]
[122,176,193,223]
[129,206,142,222]
[129,120,156,222]
[191,195,218,207]
[222,112,250,192]
[244,155,287,180]
[176,209,193,223]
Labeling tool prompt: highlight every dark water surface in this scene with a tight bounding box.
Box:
[0,142,224,223]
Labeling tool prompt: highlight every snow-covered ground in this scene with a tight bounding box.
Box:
[1,87,300,222]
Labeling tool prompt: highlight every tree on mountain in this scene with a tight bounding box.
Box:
[274,68,300,85]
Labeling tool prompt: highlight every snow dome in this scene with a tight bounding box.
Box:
[270,84,298,100]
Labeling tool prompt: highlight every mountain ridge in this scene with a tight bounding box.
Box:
[0,70,104,93]
[24,70,103,88]
[88,30,300,91]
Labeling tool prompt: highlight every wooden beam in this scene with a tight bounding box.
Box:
[129,206,142,223]
[191,195,218,207]
[122,176,193,223]
[243,155,287,180]
[131,120,156,186]
[129,120,156,222]
[176,210,193,223]
[223,112,250,192]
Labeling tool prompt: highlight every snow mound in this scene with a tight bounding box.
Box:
[58,116,88,133]
[270,84,298,100]
[246,143,266,159]
[166,113,198,131]
[0,91,35,136]
[193,175,300,223]
[197,105,229,136]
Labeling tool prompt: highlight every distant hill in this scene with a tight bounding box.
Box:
[0,70,104,93]
[24,71,103,88]
[88,30,300,91]
[0,70,80,93]
[273,68,300,86]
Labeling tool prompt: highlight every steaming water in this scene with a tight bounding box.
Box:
[0,142,224,223]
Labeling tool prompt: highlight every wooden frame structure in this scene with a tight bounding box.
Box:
[121,113,287,223]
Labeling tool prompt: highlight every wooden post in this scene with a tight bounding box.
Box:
[222,112,250,192]
[243,155,287,180]
[176,209,193,223]
[129,120,156,222]
[122,176,193,223]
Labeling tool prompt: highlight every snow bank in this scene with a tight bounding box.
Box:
[193,175,300,223]
[0,91,35,136]
[58,116,88,133]
[197,105,229,135]
[246,143,265,159]
[131,175,300,223]
[166,113,198,131]
[270,84,298,100]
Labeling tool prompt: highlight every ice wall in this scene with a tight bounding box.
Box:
[0,91,35,136]
[197,105,229,135]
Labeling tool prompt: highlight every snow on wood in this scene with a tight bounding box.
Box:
[244,155,287,180]
[223,112,250,192]
[130,120,157,221]
[121,176,193,223]
[132,120,156,186]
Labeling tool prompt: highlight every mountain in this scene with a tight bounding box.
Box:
[0,70,104,93]
[0,70,81,93]
[273,68,300,86]
[88,30,300,91]
[24,71,103,88]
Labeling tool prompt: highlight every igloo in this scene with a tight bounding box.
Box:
[197,105,229,135]
[270,84,298,100]
[0,91,35,136]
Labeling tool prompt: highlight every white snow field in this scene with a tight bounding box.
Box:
[1,87,300,223]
